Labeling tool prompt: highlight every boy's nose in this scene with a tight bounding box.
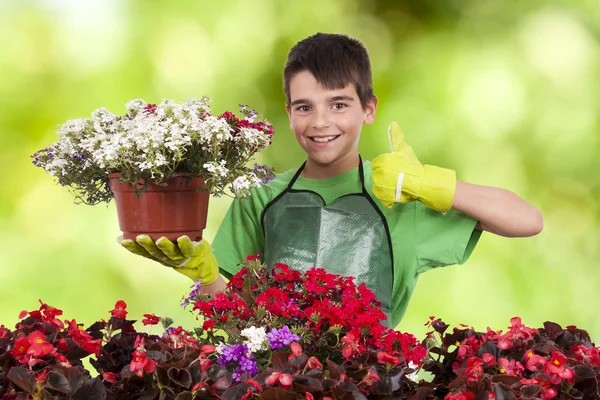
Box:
[311,111,330,130]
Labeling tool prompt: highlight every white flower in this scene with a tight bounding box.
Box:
[231,174,261,195]
[215,343,226,355]
[33,97,275,205]
[406,361,419,382]
[203,161,228,177]
[125,98,147,113]
[241,326,268,352]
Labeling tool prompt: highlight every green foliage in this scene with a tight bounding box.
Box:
[0,0,598,347]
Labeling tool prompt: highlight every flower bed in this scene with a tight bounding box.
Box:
[1,258,599,399]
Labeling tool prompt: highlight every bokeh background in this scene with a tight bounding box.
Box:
[1,0,599,343]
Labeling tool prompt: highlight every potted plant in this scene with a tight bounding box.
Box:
[31,97,275,241]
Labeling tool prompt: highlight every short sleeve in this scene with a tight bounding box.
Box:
[415,202,482,274]
[211,197,265,279]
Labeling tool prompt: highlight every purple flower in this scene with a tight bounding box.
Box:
[159,327,177,340]
[30,148,54,167]
[252,163,275,184]
[267,326,301,350]
[217,344,258,381]
[180,280,203,309]
[73,151,87,161]
[239,104,258,120]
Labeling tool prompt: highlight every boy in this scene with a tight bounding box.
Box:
[120,33,543,327]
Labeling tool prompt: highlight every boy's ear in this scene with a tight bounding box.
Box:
[364,96,378,125]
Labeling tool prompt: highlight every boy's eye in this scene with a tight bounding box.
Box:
[296,105,311,112]
[332,103,347,110]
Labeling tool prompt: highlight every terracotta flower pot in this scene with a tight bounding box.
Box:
[108,173,209,242]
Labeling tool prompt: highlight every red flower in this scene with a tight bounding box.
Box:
[290,342,303,356]
[445,392,475,400]
[377,351,401,366]
[307,356,323,370]
[524,349,546,371]
[66,319,92,342]
[11,337,30,358]
[247,379,262,392]
[202,319,215,330]
[245,253,262,262]
[272,262,302,283]
[192,382,209,392]
[265,372,293,389]
[306,394,315,400]
[497,337,513,350]
[507,317,538,340]
[38,300,65,329]
[571,345,600,366]
[199,358,212,371]
[35,370,48,383]
[240,388,254,400]
[142,313,160,325]
[362,367,381,385]
[541,387,557,399]
[201,344,216,355]
[26,331,55,357]
[130,350,157,377]
[54,353,72,367]
[81,339,102,357]
[461,357,485,383]
[110,300,128,319]
[498,358,524,376]
[543,351,574,385]
[546,351,567,372]
[102,372,120,384]
[482,353,496,366]
[143,103,157,115]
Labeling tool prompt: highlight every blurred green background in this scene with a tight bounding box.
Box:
[1,0,599,343]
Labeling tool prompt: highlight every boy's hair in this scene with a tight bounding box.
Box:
[283,33,374,110]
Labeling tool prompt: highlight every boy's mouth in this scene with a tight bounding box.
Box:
[309,135,341,143]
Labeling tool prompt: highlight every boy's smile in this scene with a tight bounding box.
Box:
[286,70,377,179]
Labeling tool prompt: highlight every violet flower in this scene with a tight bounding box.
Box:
[267,326,301,349]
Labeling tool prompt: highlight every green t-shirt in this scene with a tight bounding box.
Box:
[212,161,481,327]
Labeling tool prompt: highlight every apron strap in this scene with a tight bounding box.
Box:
[287,161,307,189]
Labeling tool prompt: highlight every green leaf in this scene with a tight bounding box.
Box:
[46,371,72,394]
[494,383,518,400]
[167,367,192,389]
[174,392,193,400]
[261,387,304,400]
[271,352,292,372]
[71,377,107,400]
[7,367,36,393]
[221,384,253,400]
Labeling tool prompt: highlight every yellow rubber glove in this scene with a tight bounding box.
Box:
[117,235,219,284]
[371,122,456,212]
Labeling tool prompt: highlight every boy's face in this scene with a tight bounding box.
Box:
[286,70,377,174]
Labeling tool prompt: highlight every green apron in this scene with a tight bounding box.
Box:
[262,156,394,326]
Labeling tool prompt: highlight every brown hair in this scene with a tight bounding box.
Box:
[283,33,375,110]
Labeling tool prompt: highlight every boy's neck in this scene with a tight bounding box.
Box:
[300,153,360,180]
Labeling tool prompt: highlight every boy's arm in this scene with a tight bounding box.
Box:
[372,122,543,238]
[453,181,543,237]
[198,275,227,296]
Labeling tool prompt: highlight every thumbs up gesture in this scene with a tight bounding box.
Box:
[371,122,456,212]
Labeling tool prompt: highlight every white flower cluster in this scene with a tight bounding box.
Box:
[34,97,276,203]
[240,326,269,352]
